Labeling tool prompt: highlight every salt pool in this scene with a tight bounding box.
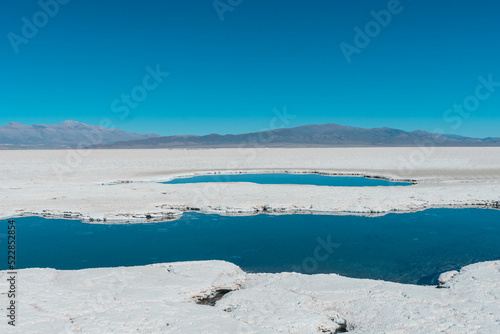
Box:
[162,173,412,186]
[3,208,499,285]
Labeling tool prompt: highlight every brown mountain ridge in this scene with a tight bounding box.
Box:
[90,123,500,149]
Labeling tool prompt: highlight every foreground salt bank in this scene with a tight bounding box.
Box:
[0,147,499,333]
[1,260,499,333]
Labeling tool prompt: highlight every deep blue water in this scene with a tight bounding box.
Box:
[162,173,412,186]
[2,209,499,285]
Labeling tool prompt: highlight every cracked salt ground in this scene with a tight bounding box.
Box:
[196,289,234,306]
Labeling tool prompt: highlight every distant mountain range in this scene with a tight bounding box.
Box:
[1,121,499,149]
[91,123,500,149]
[0,121,160,149]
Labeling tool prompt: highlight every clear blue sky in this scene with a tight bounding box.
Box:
[2,0,500,137]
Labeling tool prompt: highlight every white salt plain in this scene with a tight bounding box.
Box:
[1,147,499,333]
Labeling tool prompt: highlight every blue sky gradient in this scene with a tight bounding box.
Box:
[2,0,500,137]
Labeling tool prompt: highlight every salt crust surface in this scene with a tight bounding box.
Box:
[1,260,499,333]
[1,148,499,333]
[0,148,499,221]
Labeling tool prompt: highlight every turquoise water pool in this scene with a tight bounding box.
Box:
[162,173,412,186]
[3,209,499,285]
